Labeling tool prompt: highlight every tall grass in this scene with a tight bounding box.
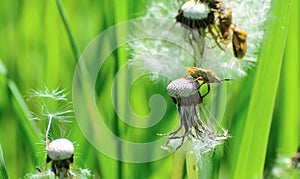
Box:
[0,0,299,178]
[231,0,291,177]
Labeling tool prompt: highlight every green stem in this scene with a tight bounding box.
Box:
[186,152,198,179]
[113,51,123,178]
[171,149,185,179]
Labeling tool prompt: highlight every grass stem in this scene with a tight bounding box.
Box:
[56,0,81,62]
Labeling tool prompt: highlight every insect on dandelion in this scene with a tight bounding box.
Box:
[186,67,231,98]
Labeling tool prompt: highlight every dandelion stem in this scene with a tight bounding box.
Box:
[56,0,81,62]
[113,46,123,178]
[171,149,185,179]
[186,152,198,179]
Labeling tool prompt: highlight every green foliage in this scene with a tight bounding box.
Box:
[231,0,291,177]
[0,0,299,178]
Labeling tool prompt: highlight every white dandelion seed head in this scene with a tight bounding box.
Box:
[129,0,272,80]
[47,138,74,160]
[181,0,210,19]
[128,53,187,83]
[145,0,182,18]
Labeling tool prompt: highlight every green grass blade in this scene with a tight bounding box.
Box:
[232,0,291,178]
[278,0,300,153]
[0,60,40,149]
[56,0,81,61]
[0,144,8,179]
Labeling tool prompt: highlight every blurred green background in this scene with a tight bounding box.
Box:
[0,0,299,178]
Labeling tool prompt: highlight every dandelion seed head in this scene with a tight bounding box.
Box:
[47,138,74,160]
[181,1,210,19]
[129,0,272,80]
[128,53,187,83]
[167,77,200,98]
[161,77,228,151]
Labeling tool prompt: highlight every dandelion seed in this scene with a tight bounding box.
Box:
[30,86,68,101]
[160,77,228,151]
[27,86,74,125]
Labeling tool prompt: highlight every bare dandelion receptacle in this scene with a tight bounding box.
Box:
[46,138,74,178]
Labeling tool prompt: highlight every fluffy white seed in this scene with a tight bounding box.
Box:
[47,138,74,160]
[181,0,210,19]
